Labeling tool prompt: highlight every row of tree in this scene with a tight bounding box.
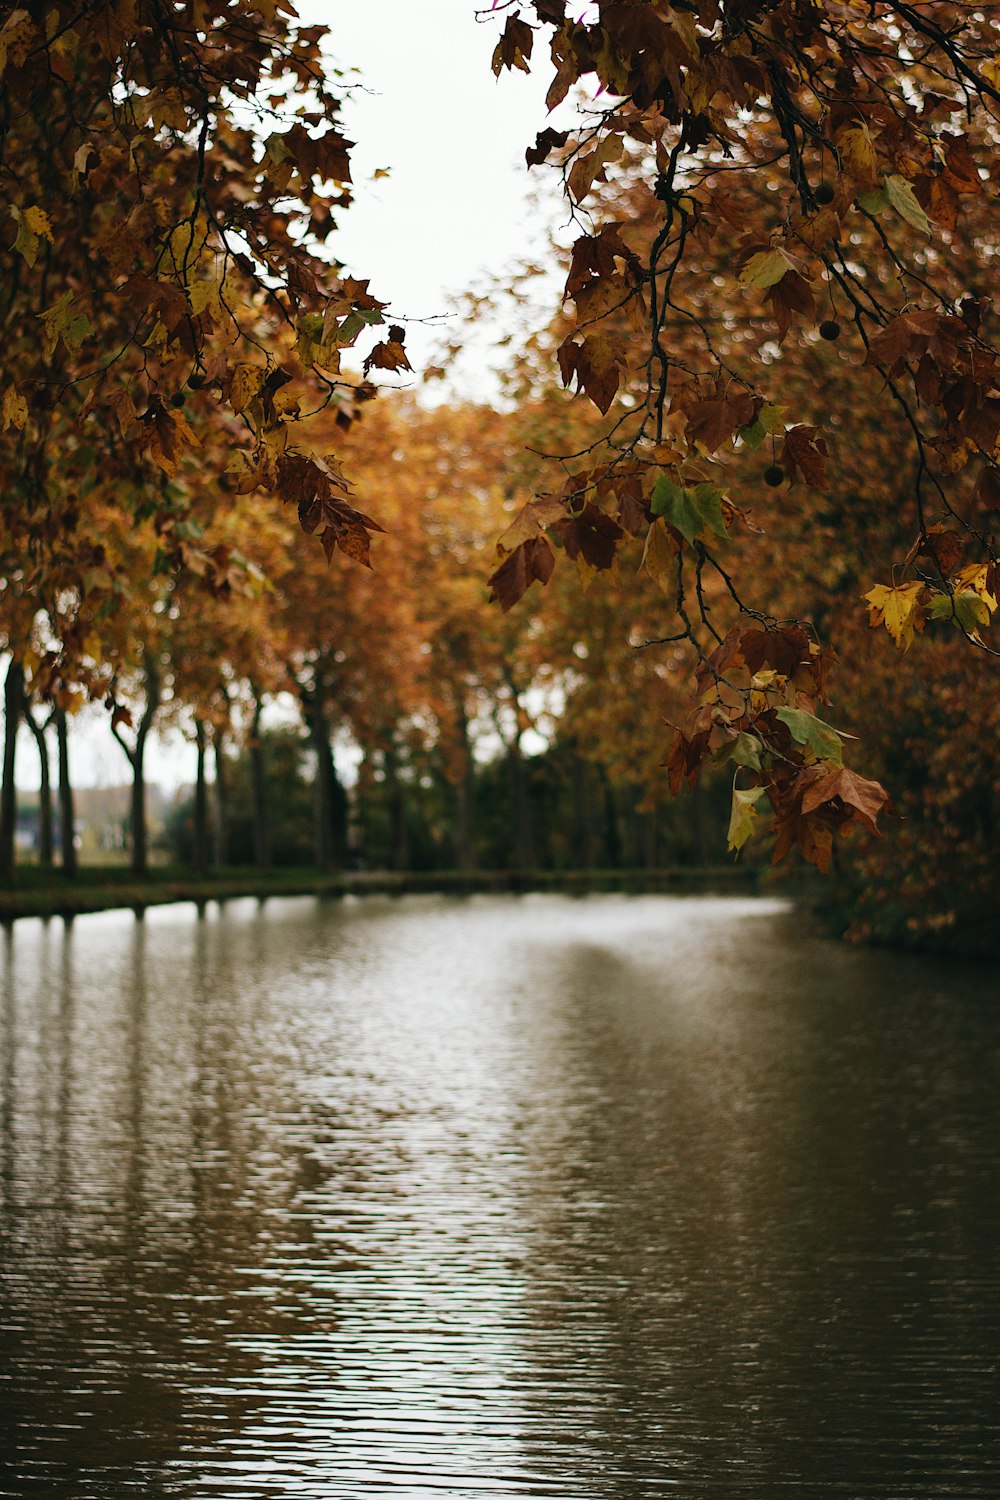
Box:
[4,3,1000,952]
[1,388,714,881]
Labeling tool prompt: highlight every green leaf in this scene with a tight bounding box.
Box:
[884,174,931,236]
[739,415,766,451]
[720,731,763,772]
[650,476,727,545]
[776,706,844,764]
[929,589,991,636]
[649,476,684,516]
[738,403,784,453]
[857,188,889,214]
[727,785,766,852]
[40,292,92,354]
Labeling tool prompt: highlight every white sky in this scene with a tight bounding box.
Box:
[14,0,566,792]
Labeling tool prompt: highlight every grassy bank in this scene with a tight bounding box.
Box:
[0,863,766,922]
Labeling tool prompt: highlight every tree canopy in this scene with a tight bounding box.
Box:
[4,0,1000,891]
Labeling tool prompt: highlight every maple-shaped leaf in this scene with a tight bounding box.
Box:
[781,425,828,487]
[739,248,795,290]
[139,397,199,478]
[801,767,894,834]
[488,536,555,610]
[554,502,623,569]
[776,707,843,764]
[718,731,763,773]
[1,385,27,432]
[526,127,568,167]
[727,785,766,853]
[862,581,926,650]
[686,392,757,453]
[496,494,565,553]
[664,727,712,795]
[364,338,411,375]
[740,625,810,677]
[650,477,727,546]
[639,517,677,592]
[865,310,966,378]
[492,15,533,75]
[40,292,92,354]
[928,588,993,641]
[557,333,625,414]
[767,271,814,341]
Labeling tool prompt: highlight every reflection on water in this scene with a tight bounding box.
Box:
[1,893,998,1496]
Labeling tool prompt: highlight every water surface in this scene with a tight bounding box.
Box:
[1,893,998,1496]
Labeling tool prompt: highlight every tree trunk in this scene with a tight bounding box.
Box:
[453,710,475,870]
[24,704,53,868]
[599,767,622,868]
[112,654,161,878]
[212,724,229,867]
[689,781,708,867]
[249,688,270,872]
[55,707,77,877]
[0,657,25,879]
[307,694,334,870]
[193,719,209,874]
[570,749,593,870]
[130,658,160,878]
[385,744,410,872]
[508,737,534,871]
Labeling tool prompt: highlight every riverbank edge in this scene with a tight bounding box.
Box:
[0,865,771,922]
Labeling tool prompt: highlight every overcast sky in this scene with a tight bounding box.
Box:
[15,0,565,791]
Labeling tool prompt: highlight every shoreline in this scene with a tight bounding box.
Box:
[0,865,767,923]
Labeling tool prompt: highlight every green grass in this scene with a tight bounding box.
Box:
[0,863,765,921]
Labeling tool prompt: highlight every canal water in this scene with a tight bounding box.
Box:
[1,893,998,1496]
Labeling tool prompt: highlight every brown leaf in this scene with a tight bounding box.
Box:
[741,625,811,677]
[766,270,814,341]
[686,391,757,453]
[553,502,623,569]
[781,425,828,487]
[526,127,568,167]
[488,536,555,610]
[800,766,894,832]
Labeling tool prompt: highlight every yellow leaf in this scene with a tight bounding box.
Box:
[727,786,766,853]
[639,517,677,592]
[2,385,28,432]
[862,581,925,650]
[739,249,793,290]
[230,363,264,414]
[23,205,53,240]
[954,563,998,612]
[837,122,878,186]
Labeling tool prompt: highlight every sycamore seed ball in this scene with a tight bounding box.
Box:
[814,181,835,206]
[764,464,785,487]
[819,319,842,341]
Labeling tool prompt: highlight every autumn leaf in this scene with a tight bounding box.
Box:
[781,425,827,487]
[776,707,844,764]
[488,536,555,610]
[718,731,763,772]
[884,175,932,237]
[1,385,28,432]
[862,582,926,650]
[639,517,677,591]
[738,249,792,290]
[929,589,993,641]
[650,477,727,546]
[801,767,893,833]
[727,786,766,853]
